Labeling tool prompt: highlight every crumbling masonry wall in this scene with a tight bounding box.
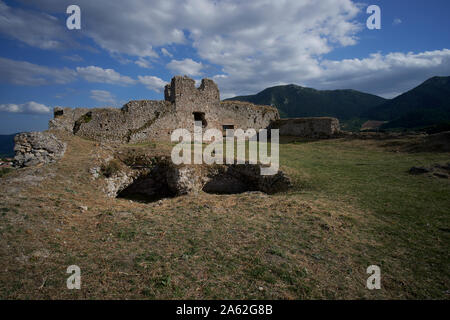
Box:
[48,75,339,142]
[270,118,340,138]
[49,75,279,143]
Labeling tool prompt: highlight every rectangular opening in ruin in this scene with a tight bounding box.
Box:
[54,109,64,118]
[193,112,207,128]
[222,124,234,136]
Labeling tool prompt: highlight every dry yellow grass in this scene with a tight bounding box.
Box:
[0,133,448,299]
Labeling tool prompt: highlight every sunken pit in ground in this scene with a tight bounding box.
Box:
[101,151,291,203]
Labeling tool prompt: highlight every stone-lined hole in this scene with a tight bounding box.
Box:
[202,174,257,194]
[116,165,176,203]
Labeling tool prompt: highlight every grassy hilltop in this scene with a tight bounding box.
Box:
[0,133,449,299]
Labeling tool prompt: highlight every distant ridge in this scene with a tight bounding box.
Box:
[366,76,450,129]
[226,76,450,131]
[225,84,386,120]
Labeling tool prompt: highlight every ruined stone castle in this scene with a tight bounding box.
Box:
[49,75,339,143]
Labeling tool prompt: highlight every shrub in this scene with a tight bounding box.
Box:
[100,159,122,178]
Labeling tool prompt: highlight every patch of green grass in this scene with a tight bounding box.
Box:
[153,275,171,288]
[0,168,12,178]
[135,252,161,266]
[81,113,92,123]
[280,138,450,298]
[117,229,137,241]
[64,187,76,194]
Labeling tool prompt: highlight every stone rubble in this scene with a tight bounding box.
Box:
[13,132,67,168]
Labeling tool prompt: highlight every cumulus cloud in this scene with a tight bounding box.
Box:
[0,1,74,50]
[313,49,450,98]
[90,90,116,104]
[135,57,152,69]
[161,48,173,58]
[138,75,167,92]
[0,57,76,85]
[167,58,203,76]
[0,101,51,114]
[21,0,186,57]
[211,49,450,98]
[26,0,359,58]
[6,1,450,98]
[0,57,172,92]
[76,66,136,85]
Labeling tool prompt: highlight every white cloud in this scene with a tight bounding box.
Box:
[0,57,171,92]
[0,1,74,50]
[6,0,361,93]
[76,66,136,85]
[393,18,402,26]
[20,0,185,57]
[161,48,173,57]
[62,54,84,62]
[167,58,203,76]
[90,90,116,104]
[0,101,51,114]
[213,49,450,98]
[313,49,450,97]
[0,57,76,85]
[135,57,152,69]
[138,75,167,92]
[29,0,359,61]
[6,1,450,99]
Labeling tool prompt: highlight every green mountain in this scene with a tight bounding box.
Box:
[226,84,387,120]
[0,134,16,158]
[366,76,450,129]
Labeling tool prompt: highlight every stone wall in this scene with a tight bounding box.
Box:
[270,117,340,138]
[49,76,279,143]
[70,101,176,143]
[14,132,66,167]
[49,107,89,132]
[46,76,339,142]
[219,101,279,132]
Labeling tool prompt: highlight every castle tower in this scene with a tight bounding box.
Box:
[164,75,221,130]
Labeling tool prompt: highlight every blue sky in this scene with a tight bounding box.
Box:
[1,0,449,134]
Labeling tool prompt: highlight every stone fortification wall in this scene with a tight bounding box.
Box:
[48,76,279,143]
[46,76,341,142]
[270,117,340,138]
[49,107,89,132]
[219,101,279,132]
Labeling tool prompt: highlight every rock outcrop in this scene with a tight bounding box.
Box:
[13,132,67,167]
